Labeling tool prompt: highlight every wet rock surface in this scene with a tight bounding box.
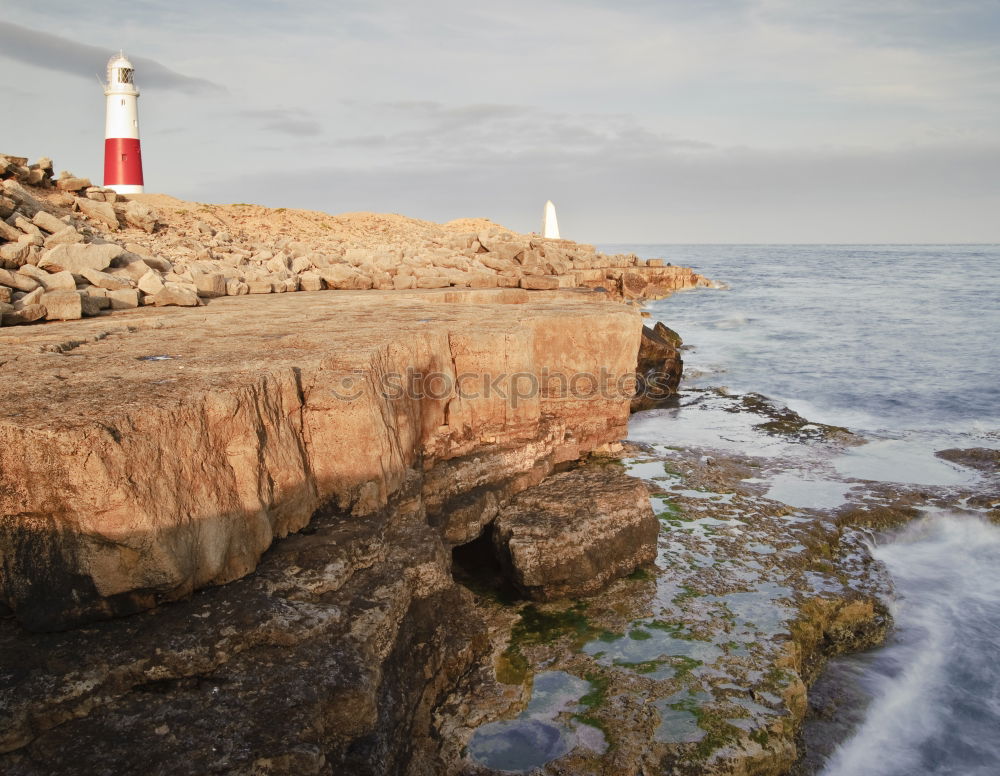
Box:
[492,466,659,600]
[440,388,997,776]
[632,322,684,412]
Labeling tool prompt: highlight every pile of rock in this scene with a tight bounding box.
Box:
[2,153,710,327]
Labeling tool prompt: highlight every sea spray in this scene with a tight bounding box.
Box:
[821,514,1000,776]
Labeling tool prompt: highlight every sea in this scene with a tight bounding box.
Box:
[601,244,1000,776]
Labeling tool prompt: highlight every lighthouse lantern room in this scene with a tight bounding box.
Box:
[103,52,144,194]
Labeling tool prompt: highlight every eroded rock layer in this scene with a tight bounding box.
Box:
[493,466,659,599]
[0,287,640,630]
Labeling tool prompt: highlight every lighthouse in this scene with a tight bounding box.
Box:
[103,52,144,194]
[542,200,560,239]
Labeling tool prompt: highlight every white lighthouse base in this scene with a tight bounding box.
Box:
[107,184,144,195]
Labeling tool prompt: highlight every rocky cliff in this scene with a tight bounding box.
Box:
[0,287,642,630]
[0,153,708,775]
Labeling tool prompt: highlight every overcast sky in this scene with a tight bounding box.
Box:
[2,1,998,242]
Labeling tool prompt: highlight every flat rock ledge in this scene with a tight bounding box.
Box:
[492,466,658,599]
[0,287,641,630]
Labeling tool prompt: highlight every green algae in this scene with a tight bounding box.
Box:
[495,646,529,685]
[627,566,654,582]
[613,657,671,674]
[497,603,624,684]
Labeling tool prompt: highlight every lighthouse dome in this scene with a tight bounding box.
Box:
[106,52,138,92]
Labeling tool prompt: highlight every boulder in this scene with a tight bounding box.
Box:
[34,270,76,292]
[39,243,125,274]
[122,200,158,233]
[31,211,66,235]
[0,302,45,325]
[42,290,102,320]
[0,286,9,304]
[14,216,43,239]
[151,283,200,307]
[0,220,21,242]
[15,287,43,309]
[0,241,31,267]
[76,197,120,230]
[88,293,112,310]
[80,267,133,291]
[0,268,40,292]
[85,186,117,203]
[317,265,373,290]
[290,256,313,274]
[265,255,290,274]
[108,288,140,310]
[492,467,658,600]
[0,195,15,219]
[55,176,91,192]
[520,275,560,291]
[192,271,227,298]
[631,322,683,412]
[113,254,171,280]
[137,271,165,296]
[415,276,450,289]
[135,253,172,272]
[44,227,85,248]
[468,273,499,289]
[2,179,44,216]
[247,279,273,294]
[225,278,249,296]
[297,271,323,291]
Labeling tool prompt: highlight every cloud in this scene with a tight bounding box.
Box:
[238,109,323,137]
[187,137,1000,244]
[335,100,714,168]
[0,20,224,94]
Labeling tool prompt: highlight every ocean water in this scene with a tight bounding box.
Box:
[604,244,1000,435]
[602,244,1000,774]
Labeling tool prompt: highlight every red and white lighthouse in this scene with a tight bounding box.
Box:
[103,52,144,194]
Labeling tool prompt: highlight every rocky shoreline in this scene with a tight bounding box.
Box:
[0,152,703,774]
[3,154,995,775]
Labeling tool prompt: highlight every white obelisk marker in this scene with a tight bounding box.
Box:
[542,200,560,239]
[103,52,144,194]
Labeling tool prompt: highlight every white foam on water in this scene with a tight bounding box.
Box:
[820,514,1000,776]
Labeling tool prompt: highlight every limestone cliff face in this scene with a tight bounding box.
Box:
[0,288,641,630]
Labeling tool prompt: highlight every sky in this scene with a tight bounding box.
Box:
[1,0,998,243]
